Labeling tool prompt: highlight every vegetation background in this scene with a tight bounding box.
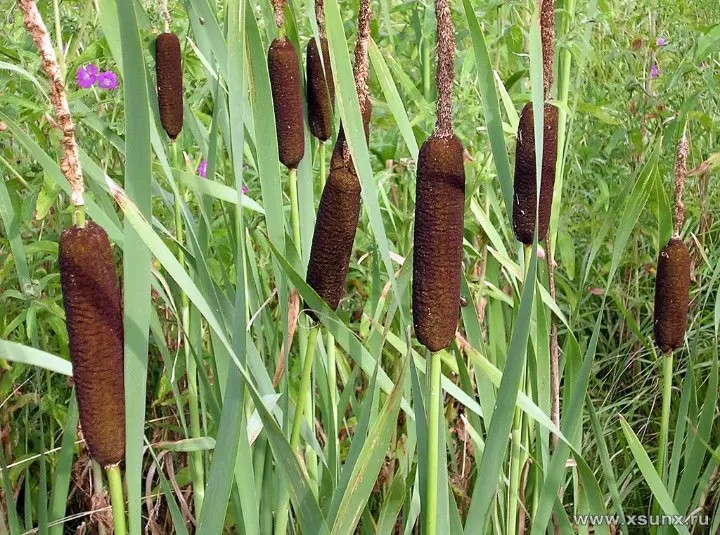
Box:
[0,0,719,532]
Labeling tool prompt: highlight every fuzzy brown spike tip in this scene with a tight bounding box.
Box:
[268,38,305,169]
[306,167,362,318]
[155,32,183,140]
[654,237,690,353]
[59,222,125,468]
[412,134,466,352]
[307,37,335,142]
[330,102,372,174]
[512,102,559,244]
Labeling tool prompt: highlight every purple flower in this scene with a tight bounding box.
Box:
[650,64,659,78]
[197,160,207,178]
[242,185,249,194]
[97,71,118,90]
[656,37,667,47]
[76,64,98,89]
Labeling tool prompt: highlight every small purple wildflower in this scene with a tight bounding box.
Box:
[97,71,118,90]
[656,37,666,47]
[197,160,207,178]
[76,64,98,89]
[650,64,659,78]
[242,185,249,194]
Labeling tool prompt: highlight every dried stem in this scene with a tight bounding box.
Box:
[315,0,325,38]
[353,0,371,114]
[673,130,689,236]
[341,0,372,167]
[272,0,286,29]
[18,0,84,208]
[434,0,454,138]
[160,0,171,33]
[540,0,555,98]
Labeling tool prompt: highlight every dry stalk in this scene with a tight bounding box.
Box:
[315,0,325,37]
[674,130,689,235]
[540,0,555,98]
[434,0,455,137]
[18,0,84,207]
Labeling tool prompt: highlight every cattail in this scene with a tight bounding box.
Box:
[59,222,125,468]
[155,32,183,140]
[330,102,372,174]
[307,37,335,141]
[512,102,559,244]
[654,237,690,353]
[268,37,305,169]
[412,135,466,352]
[306,167,362,315]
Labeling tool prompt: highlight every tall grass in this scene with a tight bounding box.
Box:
[1,0,719,533]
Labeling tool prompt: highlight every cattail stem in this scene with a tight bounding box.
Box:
[547,233,560,449]
[540,0,555,98]
[272,0,286,28]
[160,0,171,33]
[91,462,108,535]
[315,0,325,37]
[18,0,84,208]
[290,326,319,448]
[275,325,320,535]
[434,0,454,138]
[319,142,327,190]
[106,465,126,535]
[656,351,673,478]
[289,167,301,255]
[172,143,205,515]
[425,351,443,535]
[673,131,689,235]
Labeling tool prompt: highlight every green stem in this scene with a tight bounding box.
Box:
[275,326,320,535]
[289,167,301,256]
[72,204,86,228]
[422,34,431,102]
[91,463,107,535]
[173,143,205,515]
[319,142,327,190]
[425,352,442,535]
[652,352,673,532]
[290,326,320,448]
[106,465,126,535]
[327,330,338,482]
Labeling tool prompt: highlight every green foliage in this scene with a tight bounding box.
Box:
[0,0,719,533]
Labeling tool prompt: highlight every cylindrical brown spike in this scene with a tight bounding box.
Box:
[307,37,335,142]
[412,134,466,352]
[306,167,362,317]
[512,102,559,244]
[654,237,690,353]
[59,222,125,468]
[268,37,305,169]
[330,101,372,174]
[155,32,183,140]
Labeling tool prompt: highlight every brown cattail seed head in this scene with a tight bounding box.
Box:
[59,222,125,468]
[306,167,362,317]
[307,37,335,142]
[268,38,305,169]
[512,102,559,244]
[654,237,690,353]
[155,32,183,140]
[413,134,466,352]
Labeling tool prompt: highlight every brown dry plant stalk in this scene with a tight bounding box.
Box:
[434,0,455,138]
[315,0,325,37]
[540,0,555,97]
[272,0,286,28]
[18,0,84,207]
[674,131,689,235]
